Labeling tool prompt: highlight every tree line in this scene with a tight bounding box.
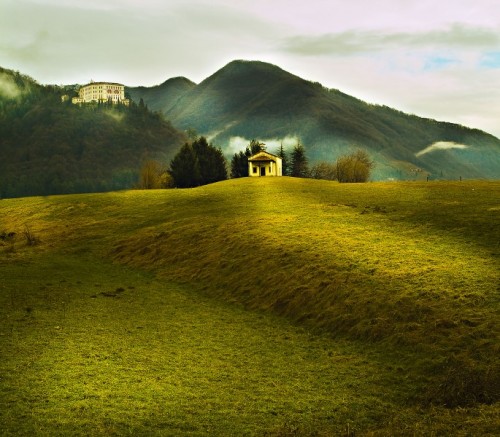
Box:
[139,136,228,189]
[141,137,375,190]
[229,140,373,182]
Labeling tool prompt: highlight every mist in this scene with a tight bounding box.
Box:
[0,72,24,99]
[228,135,300,155]
[416,141,469,157]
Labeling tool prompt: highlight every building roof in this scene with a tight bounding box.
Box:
[81,81,124,87]
[248,151,281,162]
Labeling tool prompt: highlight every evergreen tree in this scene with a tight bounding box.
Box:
[191,136,227,185]
[249,139,265,155]
[230,151,249,178]
[277,142,289,176]
[169,143,201,188]
[169,137,227,188]
[290,143,309,177]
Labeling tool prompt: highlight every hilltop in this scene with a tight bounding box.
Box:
[127,76,196,114]
[0,67,186,198]
[130,60,500,180]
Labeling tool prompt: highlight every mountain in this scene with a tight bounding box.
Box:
[130,60,500,180]
[0,67,186,198]
[127,77,195,114]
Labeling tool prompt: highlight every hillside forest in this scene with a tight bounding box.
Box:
[1,61,500,198]
[0,68,185,198]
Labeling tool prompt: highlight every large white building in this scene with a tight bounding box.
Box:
[72,81,129,105]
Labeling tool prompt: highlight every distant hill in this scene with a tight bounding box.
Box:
[127,77,196,114]
[0,67,186,198]
[130,60,500,180]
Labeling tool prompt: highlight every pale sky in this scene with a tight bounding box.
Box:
[2,0,500,138]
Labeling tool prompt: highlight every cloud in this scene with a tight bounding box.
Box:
[416,141,469,157]
[227,135,299,155]
[282,24,500,56]
[0,72,24,99]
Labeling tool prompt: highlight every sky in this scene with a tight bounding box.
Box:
[2,0,500,138]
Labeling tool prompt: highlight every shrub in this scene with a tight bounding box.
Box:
[335,149,374,183]
[23,224,38,246]
[310,162,336,180]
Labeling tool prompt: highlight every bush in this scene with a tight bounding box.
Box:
[310,162,336,180]
[334,149,374,183]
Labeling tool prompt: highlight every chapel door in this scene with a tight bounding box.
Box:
[260,167,266,176]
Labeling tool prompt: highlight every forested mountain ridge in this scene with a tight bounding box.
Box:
[0,67,186,198]
[127,77,196,115]
[131,60,500,180]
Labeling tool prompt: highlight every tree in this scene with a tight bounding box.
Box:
[249,139,265,155]
[334,149,374,183]
[276,142,289,176]
[230,139,266,178]
[231,151,248,178]
[191,136,227,185]
[169,143,201,188]
[290,143,309,177]
[138,160,164,189]
[310,162,336,180]
[169,137,227,188]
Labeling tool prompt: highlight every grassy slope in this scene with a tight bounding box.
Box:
[1,178,499,435]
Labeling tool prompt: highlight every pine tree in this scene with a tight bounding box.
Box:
[169,143,201,188]
[191,137,227,185]
[170,137,227,188]
[290,143,309,177]
[230,151,248,178]
[277,142,289,176]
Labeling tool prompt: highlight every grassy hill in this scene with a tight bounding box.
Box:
[1,178,499,435]
[131,60,500,180]
[0,67,187,198]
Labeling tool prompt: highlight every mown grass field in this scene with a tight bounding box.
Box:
[1,178,499,435]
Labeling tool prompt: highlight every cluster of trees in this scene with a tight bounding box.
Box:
[230,140,308,178]
[230,140,265,178]
[168,136,227,188]
[229,139,373,182]
[310,149,374,183]
[139,137,228,189]
[0,68,186,198]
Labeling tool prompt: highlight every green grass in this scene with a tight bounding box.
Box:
[1,178,499,435]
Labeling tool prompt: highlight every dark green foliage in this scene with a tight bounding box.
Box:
[230,151,248,178]
[191,137,227,185]
[230,139,265,178]
[290,143,309,177]
[169,143,201,188]
[0,67,186,198]
[276,143,289,176]
[169,136,227,188]
[249,139,265,155]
